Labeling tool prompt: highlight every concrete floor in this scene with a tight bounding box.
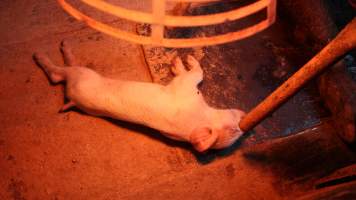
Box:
[0,1,278,199]
[0,1,355,200]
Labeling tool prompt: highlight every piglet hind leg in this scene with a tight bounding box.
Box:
[33,40,77,112]
[33,52,66,84]
[60,40,78,66]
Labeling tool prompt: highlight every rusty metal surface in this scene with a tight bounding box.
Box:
[242,122,356,197]
[278,0,356,143]
[314,163,356,189]
[297,182,356,200]
[319,63,356,143]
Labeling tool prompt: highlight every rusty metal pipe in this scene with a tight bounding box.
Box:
[239,18,356,132]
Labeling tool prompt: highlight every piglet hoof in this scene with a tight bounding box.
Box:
[58,101,76,113]
[33,52,47,65]
[186,55,201,70]
[171,56,187,76]
[60,39,78,66]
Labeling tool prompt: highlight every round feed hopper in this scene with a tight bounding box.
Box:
[57,0,276,48]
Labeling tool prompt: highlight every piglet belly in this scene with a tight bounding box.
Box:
[95,81,178,129]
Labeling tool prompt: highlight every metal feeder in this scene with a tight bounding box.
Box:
[57,0,276,48]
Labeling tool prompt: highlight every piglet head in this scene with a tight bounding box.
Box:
[190,109,245,152]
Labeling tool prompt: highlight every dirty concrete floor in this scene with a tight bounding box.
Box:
[0,1,355,200]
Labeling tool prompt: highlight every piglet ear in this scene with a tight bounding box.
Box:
[190,127,218,152]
